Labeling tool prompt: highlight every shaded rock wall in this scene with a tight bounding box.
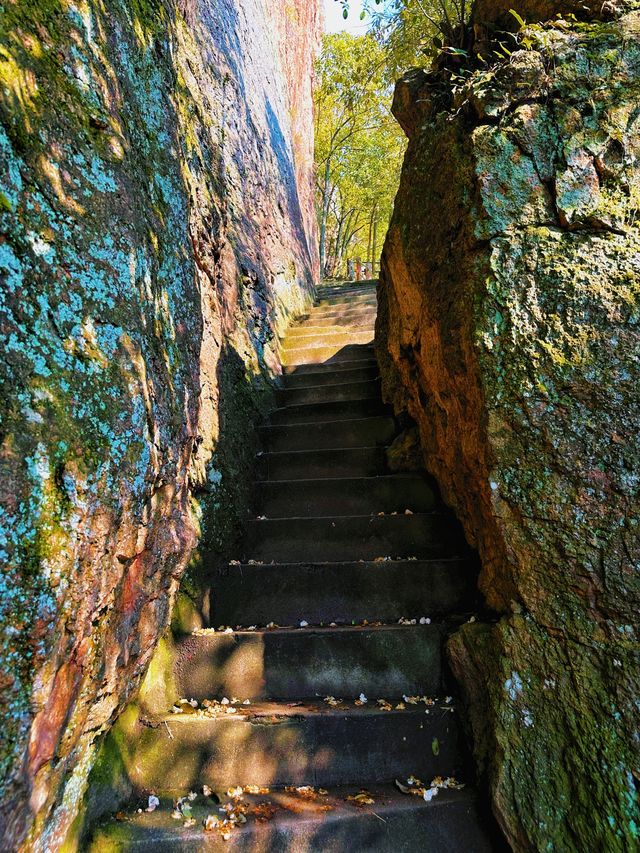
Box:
[377,12,640,851]
[0,0,319,849]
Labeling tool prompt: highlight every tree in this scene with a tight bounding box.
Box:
[314,32,405,279]
[336,1,471,80]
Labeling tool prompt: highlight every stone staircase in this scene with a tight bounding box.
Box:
[91,282,495,851]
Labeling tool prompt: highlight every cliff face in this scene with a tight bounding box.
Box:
[0,1,319,849]
[377,12,640,851]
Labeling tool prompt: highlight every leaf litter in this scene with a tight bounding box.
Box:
[395,775,465,803]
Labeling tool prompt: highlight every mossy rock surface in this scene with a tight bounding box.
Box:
[0,0,318,848]
[377,16,640,851]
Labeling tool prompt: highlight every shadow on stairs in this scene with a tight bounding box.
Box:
[89,281,503,852]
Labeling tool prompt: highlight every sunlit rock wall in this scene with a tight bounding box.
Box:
[0,0,319,849]
[377,12,640,851]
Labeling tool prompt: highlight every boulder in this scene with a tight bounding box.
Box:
[377,14,640,850]
[0,0,319,848]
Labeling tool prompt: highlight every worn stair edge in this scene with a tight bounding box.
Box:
[209,558,478,625]
[89,786,493,853]
[118,701,463,790]
[173,623,447,701]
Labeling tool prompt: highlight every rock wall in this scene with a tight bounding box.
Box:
[377,11,640,851]
[0,1,319,849]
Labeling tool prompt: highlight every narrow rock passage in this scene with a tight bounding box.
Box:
[92,282,495,851]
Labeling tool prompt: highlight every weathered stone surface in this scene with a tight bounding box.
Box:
[0,1,319,849]
[377,15,640,851]
[473,0,640,32]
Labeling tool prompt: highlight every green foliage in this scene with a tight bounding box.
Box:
[315,31,405,277]
[338,0,470,78]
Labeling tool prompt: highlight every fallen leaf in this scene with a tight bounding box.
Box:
[346,790,375,806]
[203,814,220,831]
[226,786,243,798]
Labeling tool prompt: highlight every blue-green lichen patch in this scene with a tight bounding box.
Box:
[0,3,202,831]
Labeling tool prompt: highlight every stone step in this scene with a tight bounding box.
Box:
[315,294,377,309]
[317,282,377,295]
[244,513,461,563]
[211,558,477,626]
[280,363,379,389]
[268,397,388,426]
[299,309,377,327]
[276,378,380,407]
[282,338,374,367]
[117,701,463,791]
[174,623,448,701]
[293,312,377,329]
[258,416,395,452]
[89,785,493,853]
[282,331,374,352]
[256,474,436,517]
[282,356,377,377]
[257,446,387,481]
[285,323,375,342]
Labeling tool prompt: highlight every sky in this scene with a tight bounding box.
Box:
[323,0,372,34]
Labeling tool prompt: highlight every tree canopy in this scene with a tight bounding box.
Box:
[314,31,405,279]
[316,1,467,279]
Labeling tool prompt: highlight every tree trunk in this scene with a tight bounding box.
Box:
[319,157,331,279]
[372,212,378,276]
